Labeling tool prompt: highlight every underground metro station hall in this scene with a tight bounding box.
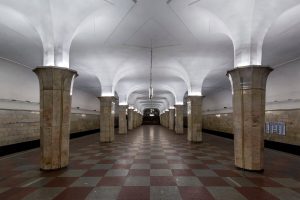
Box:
[1,0,300,200]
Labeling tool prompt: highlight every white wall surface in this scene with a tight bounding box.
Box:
[0,58,99,113]
[203,62,300,114]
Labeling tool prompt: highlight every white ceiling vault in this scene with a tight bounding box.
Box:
[0,0,300,112]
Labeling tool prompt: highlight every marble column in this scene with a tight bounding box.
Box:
[99,97,115,142]
[33,67,78,170]
[169,108,175,131]
[118,105,127,134]
[161,113,166,127]
[227,66,272,171]
[160,114,163,126]
[175,105,184,134]
[128,108,134,130]
[140,113,143,126]
[133,111,137,129]
[165,111,170,129]
[187,96,203,142]
[138,113,142,127]
[160,115,162,126]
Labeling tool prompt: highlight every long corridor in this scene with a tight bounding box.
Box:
[0,126,300,200]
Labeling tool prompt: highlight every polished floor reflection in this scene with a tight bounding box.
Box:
[0,126,300,200]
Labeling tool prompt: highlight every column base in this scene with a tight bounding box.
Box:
[235,166,264,173]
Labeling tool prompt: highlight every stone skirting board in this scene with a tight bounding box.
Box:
[0,109,100,147]
[203,109,300,146]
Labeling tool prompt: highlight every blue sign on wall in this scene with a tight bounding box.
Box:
[265,122,286,135]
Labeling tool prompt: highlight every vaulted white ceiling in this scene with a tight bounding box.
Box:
[0,0,300,112]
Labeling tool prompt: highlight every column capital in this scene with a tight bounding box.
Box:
[33,66,78,91]
[175,105,183,108]
[227,66,273,90]
[187,96,203,105]
[98,96,116,101]
[119,105,128,110]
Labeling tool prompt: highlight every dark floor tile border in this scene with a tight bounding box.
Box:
[203,129,234,140]
[0,129,100,157]
[203,129,300,156]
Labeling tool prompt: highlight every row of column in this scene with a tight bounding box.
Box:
[160,97,202,144]
[126,108,143,131]
[34,65,272,172]
[34,67,144,170]
[159,66,272,171]
[97,102,144,143]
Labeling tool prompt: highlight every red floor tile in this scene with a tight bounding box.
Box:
[172,169,195,176]
[151,156,166,159]
[181,156,197,159]
[98,177,126,186]
[83,169,108,177]
[118,186,150,200]
[98,160,115,164]
[214,170,241,177]
[129,169,150,176]
[150,176,176,186]
[198,177,230,186]
[165,153,178,156]
[151,164,170,169]
[113,164,131,169]
[40,170,65,177]
[0,177,28,187]
[237,187,279,200]
[179,186,214,200]
[53,187,92,200]
[69,164,94,169]
[187,164,207,169]
[202,160,220,164]
[45,177,78,187]
[0,188,36,200]
[248,177,283,187]
[0,170,20,177]
[168,160,185,164]
[134,159,149,163]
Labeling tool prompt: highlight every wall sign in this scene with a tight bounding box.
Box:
[265,122,286,135]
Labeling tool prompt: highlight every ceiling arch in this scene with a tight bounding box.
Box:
[0,0,300,111]
[0,3,43,68]
[262,4,300,67]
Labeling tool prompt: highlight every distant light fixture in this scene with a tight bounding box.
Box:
[149,87,153,99]
[149,47,154,99]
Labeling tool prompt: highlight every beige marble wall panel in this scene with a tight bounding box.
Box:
[203,109,300,146]
[0,110,99,147]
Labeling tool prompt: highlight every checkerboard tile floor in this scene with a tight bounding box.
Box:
[1,125,300,199]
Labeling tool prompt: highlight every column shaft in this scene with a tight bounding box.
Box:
[128,109,134,130]
[227,66,272,171]
[169,109,175,130]
[99,97,115,142]
[33,67,78,170]
[165,111,170,129]
[187,96,203,142]
[118,105,127,134]
[175,105,184,134]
